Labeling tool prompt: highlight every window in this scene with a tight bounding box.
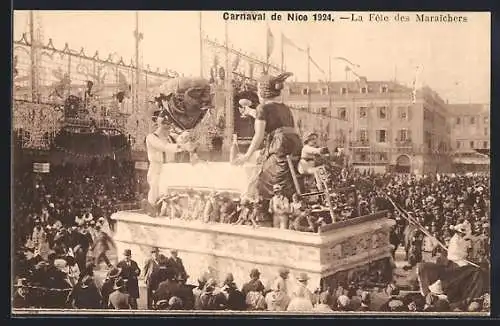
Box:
[398,107,407,120]
[320,107,327,116]
[340,87,348,95]
[380,85,388,93]
[321,87,328,95]
[378,106,388,119]
[470,141,474,148]
[338,107,347,120]
[359,129,368,142]
[302,88,309,95]
[359,107,368,118]
[484,128,488,136]
[483,141,489,149]
[338,130,346,144]
[456,141,461,149]
[423,108,433,121]
[398,129,410,142]
[360,153,367,162]
[376,130,387,143]
[360,87,368,94]
[456,117,461,125]
[470,117,475,125]
[424,132,432,150]
[379,153,388,161]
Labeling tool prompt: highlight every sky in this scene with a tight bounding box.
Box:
[13,10,490,104]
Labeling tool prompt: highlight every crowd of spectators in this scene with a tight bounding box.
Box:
[12,158,143,308]
[12,153,490,312]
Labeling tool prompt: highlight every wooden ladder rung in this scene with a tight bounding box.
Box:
[300,191,324,197]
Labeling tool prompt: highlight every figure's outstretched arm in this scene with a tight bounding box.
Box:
[146,134,181,153]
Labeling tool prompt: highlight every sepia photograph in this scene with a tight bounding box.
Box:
[11,10,490,315]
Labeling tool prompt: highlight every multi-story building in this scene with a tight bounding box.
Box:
[447,103,490,171]
[282,79,452,174]
[448,103,490,152]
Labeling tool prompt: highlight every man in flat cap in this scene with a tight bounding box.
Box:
[142,247,161,309]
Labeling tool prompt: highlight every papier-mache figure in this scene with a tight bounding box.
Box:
[298,132,330,191]
[192,192,206,221]
[182,189,197,221]
[269,184,291,229]
[235,198,258,227]
[168,194,182,219]
[146,77,212,214]
[203,191,221,223]
[220,195,238,224]
[156,192,172,217]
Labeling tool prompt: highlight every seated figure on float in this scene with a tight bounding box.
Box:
[145,77,212,216]
[298,132,330,191]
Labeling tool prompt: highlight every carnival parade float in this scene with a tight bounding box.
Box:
[111,76,395,292]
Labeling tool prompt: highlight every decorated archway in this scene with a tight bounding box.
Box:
[395,154,411,173]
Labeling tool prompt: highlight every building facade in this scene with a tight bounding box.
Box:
[283,79,452,174]
[448,103,490,153]
[446,103,490,172]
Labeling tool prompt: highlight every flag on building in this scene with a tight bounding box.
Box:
[282,33,305,52]
[412,65,422,104]
[266,27,274,61]
[309,56,325,75]
[334,57,360,68]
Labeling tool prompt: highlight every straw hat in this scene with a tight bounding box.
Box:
[303,132,319,144]
[428,280,447,300]
[297,272,310,282]
[278,267,290,277]
[15,278,28,287]
[239,98,252,107]
[250,268,261,278]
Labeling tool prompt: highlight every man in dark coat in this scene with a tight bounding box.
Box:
[168,249,187,280]
[147,254,171,307]
[142,247,161,309]
[117,249,141,309]
[222,274,246,311]
[73,228,93,271]
[241,268,265,298]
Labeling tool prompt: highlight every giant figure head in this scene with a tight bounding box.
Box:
[153,77,213,132]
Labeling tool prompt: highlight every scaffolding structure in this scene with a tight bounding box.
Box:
[12,32,179,151]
